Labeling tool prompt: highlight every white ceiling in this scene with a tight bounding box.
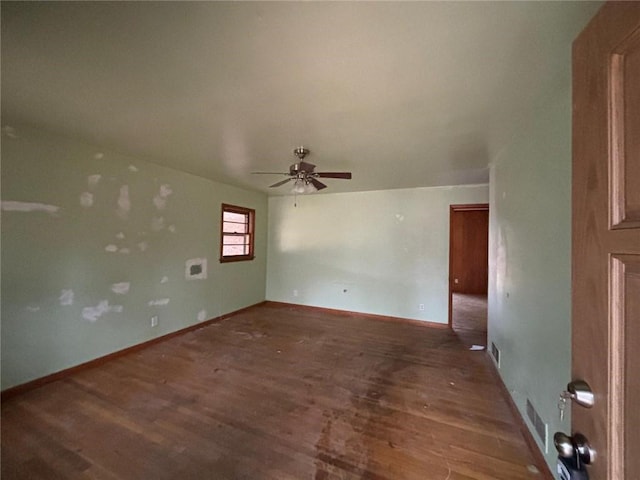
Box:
[1,1,601,195]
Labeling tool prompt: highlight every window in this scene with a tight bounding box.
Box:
[220,203,255,262]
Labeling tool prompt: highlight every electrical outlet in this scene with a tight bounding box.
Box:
[151,316,158,327]
[419,304,425,311]
[293,289,298,297]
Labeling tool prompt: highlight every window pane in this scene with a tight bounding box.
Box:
[223,212,247,223]
[223,221,247,233]
[223,235,248,245]
[223,245,247,256]
[220,204,254,262]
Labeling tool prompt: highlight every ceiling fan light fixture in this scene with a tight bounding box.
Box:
[291,178,317,194]
[292,179,306,194]
[304,180,318,194]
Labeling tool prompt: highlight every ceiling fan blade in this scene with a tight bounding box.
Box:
[310,178,327,191]
[315,172,352,179]
[269,178,294,188]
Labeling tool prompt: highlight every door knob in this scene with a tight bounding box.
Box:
[554,432,596,465]
[554,432,575,458]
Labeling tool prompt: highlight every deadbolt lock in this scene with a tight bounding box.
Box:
[562,380,594,408]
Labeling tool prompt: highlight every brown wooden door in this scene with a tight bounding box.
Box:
[572,3,640,479]
[449,204,489,294]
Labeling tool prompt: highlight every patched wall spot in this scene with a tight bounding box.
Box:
[1,201,60,215]
[59,289,74,306]
[3,125,17,138]
[82,300,122,322]
[111,282,130,295]
[185,258,207,280]
[80,192,94,208]
[87,175,102,189]
[148,298,170,306]
[116,185,131,219]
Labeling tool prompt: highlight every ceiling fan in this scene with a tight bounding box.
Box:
[253,147,352,193]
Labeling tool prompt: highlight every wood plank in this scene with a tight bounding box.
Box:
[1,304,547,479]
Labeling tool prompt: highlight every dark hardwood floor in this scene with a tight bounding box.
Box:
[1,303,543,479]
[452,294,488,348]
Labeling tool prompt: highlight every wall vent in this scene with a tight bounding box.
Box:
[490,342,500,367]
[526,398,548,452]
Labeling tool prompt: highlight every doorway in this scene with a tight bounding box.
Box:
[448,204,489,347]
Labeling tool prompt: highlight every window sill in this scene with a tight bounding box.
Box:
[219,255,255,263]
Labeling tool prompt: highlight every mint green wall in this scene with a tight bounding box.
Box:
[488,57,574,472]
[487,4,601,473]
[1,123,267,390]
[267,185,488,323]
